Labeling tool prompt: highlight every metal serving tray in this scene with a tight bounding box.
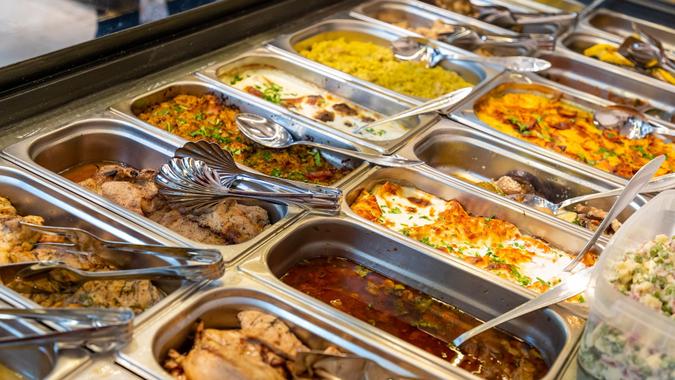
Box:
[579,8,675,52]
[450,70,675,185]
[110,78,369,188]
[558,32,675,93]
[350,0,538,56]
[0,158,191,329]
[396,120,645,238]
[197,47,438,154]
[269,18,501,103]
[240,215,584,379]
[536,51,675,122]
[2,117,301,265]
[338,166,599,307]
[416,0,562,34]
[118,272,445,379]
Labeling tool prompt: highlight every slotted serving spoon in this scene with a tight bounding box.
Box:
[391,37,551,72]
[593,105,675,140]
[235,113,423,167]
[453,156,664,347]
[510,174,675,215]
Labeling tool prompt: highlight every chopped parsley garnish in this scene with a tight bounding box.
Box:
[507,116,531,135]
[631,145,655,159]
[229,74,243,85]
[311,150,322,166]
[270,168,282,177]
[262,83,283,104]
[390,207,402,214]
[510,267,531,286]
[262,150,272,162]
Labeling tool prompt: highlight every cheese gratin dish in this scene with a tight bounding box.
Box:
[474,84,675,178]
[351,182,594,295]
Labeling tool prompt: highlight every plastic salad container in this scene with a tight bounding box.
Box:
[578,190,675,380]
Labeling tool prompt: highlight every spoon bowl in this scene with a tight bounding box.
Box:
[593,105,675,140]
[235,114,425,167]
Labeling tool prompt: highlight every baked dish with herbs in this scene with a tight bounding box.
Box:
[351,181,595,296]
[137,93,351,185]
[474,83,675,178]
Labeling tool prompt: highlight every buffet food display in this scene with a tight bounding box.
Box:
[0,0,673,379]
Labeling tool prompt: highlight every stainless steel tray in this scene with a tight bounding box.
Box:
[268,18,501,103]
[558,32,675,93]
[578,8,675,52]
[416,0,562,34]
[2,117,302,265]
[350,0,537,56]
[536,51,675,122]
[118,271,446,379]
[396,119,645,238]
[110,77,370,188]
[196,47,438,154]
[338,166,599,308]
[449,70,675,185]
[0,158,192,328]
[240,214,584,379]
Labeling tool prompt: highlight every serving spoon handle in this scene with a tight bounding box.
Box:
[291,141,423,167]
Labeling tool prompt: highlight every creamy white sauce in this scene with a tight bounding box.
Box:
[222,66,409,141]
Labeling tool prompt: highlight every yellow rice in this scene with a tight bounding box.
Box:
[297,37,472,99]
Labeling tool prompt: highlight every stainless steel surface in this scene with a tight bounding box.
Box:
[65,359,142,380]
[396,119,645,235]
[593,105,675,140]
[391,36,552,71]
[0,308,133,352]
[269,18,501,102]
[235,113,424,167]
[338,166,602,315]
[351,86,472,133]
[197,47,438,155]
[2,116,302,265]
[579,8,675,52]
[449,70,675,185]
[453,266,592,347]
[0,158,190,328]
[563,155,665,271]
[558,32,675,92]
[110,78,370,185]
[350,0,550,56]
[119,272,445,379]
[240,214,585,379]
[537,51,675,122]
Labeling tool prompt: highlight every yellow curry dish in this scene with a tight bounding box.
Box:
[351,181,594,296]
[474,84,675,178]
[295,36,472,99]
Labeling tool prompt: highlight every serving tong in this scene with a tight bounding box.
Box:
[437,0,577,29]
[618,25,675,77]
[436,24,556,54]
[0,308,133,352]
[157,141,342,214]
[0,222,224,285]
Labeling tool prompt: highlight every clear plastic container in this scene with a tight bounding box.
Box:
[578,190,675,380]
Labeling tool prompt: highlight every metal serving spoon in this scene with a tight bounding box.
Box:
[235,114,423,167]
[443,0,576,29]
[593,105,675,140]
[452,266,592,347]
[391,37,551,72]
[453,156,663,347]
[351,87,472,134]
[437,24,555,54]
[618,36,675,76]
[633,25,675,71]
[510,175,675,215]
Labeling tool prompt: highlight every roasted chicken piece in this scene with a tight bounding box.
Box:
[164,310,344,380]
[78,164,270,245]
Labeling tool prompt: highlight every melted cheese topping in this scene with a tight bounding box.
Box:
[220,65,409,140]
[351,182,595,295]
[474,87,675,178]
